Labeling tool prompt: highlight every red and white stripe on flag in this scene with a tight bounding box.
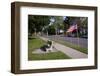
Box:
[67,24,77,32]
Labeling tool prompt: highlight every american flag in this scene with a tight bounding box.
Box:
[67,24,78,32]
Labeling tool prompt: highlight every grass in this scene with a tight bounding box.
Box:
[51,39,88,54]
[28,37,71,60]
[29,51,71,60]
[28,37,46,50]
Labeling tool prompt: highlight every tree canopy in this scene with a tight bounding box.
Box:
[28,15,50,35]
[28,15,87,36]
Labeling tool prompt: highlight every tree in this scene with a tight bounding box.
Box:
[48,25,56,35]
[79,17,88,36]
[63,17,70,36]
[51,16,64,35]
[28,15,51,35]
[63,16,88,37]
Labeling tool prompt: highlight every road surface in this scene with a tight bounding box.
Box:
[44,35,88,48]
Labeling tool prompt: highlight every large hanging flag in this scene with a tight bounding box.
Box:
[67,24,78,32]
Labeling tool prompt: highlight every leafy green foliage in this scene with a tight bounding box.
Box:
[63,16,88,36]
[48,25,56,35]
[28,15,50,34]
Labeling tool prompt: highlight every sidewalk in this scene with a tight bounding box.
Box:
[39,36,87,59]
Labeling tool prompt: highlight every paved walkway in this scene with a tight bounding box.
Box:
[39,36,87,59]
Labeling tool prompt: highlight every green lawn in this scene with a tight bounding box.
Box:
[29,51,71,60]
[51,39,88,54]
[28,37,71,60]
[28,37,46,51]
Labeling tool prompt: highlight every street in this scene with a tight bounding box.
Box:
[43,35,88,48]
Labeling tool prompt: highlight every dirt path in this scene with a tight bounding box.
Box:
[39,36,87,59]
